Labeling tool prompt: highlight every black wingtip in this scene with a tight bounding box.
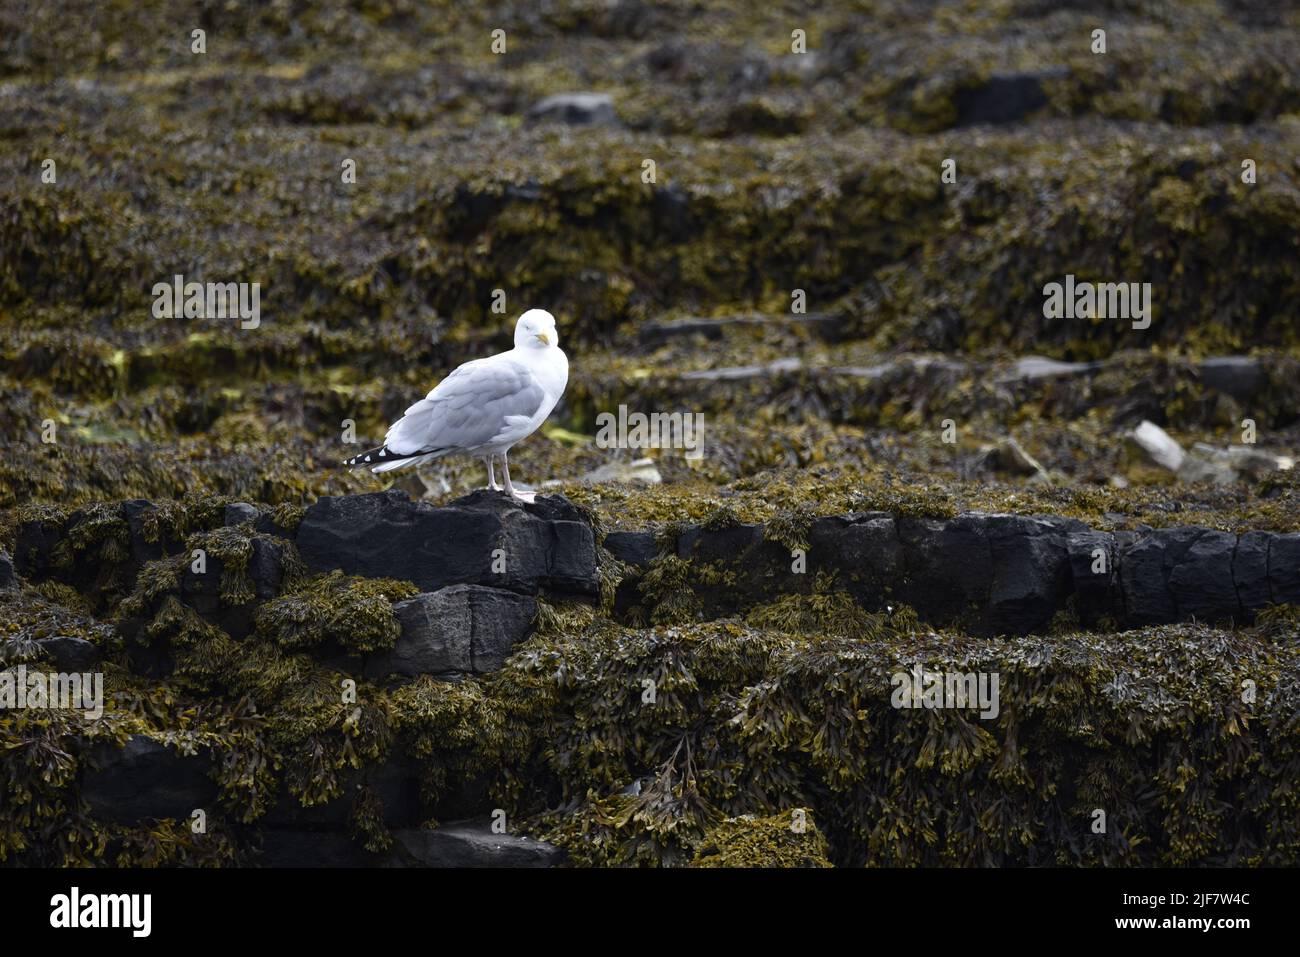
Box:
[345,446,383,467]
[344,445,406,468]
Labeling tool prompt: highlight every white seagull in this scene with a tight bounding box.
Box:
[345,309,568,502]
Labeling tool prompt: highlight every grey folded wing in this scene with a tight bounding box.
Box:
[383,357,548,455]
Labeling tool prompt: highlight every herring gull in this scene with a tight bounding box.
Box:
[344,309,568,502]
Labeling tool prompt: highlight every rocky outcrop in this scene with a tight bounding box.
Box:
[296,490,599,598]
[35,635,100,671]
[179,534,288,640]
[81,736,217,823]
[1199,356,1263,400]
[605,530,658,568]
[12,488,1299,868]
[649,513,1300,634]
[14,490,1297,642]
[365,585,537,677]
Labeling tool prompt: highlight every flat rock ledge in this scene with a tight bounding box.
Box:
[611,513,1300,635]
[296,489,599,597]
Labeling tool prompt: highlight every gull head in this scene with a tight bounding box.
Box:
[515,308,559,350]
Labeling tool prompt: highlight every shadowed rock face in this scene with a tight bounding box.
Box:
[81,736,217,824]
[34,635,100,671]
[179,535,287,640]
[659,511,1300,634]
[296,490,599,598]
[366,584,537,676]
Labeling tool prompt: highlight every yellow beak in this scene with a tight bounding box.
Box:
[535,332,551,345]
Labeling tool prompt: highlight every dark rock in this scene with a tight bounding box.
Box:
[1233,531,1272,615]
[179,535,284,639]
[651,184,693,241]
[809,513,901,608]
[0,548,15,590]
[676,522,797,614]
[14,514,60,580]
[1119,526,1207,625]
[365,585,536,676]
[606,531,659,618]
[82,735,217,823]
[296,490,598,598]
[384,822,566,868]
[645,41,685,73]
[955,71,1055,126]
[1199,357,1263,400]
[526,92,618,126]
[1168,530,1239,623]
[253,512,296,539]
[121,499,175,567]
[896,515,993,625]
[605,530,658,568]
[262,756,423,828]
[248,537,286,599]
[676,520,806,616]
[633,510,1290,635]
[1269,533,1300,606]
[429,769,496,823]
[16,500,179,598]
[677,522,765,563]
[35,635,100,671]
[1067,531,1118,625]
[119,619,173,678]
[225,502,260,526]
[985,515,1079,634]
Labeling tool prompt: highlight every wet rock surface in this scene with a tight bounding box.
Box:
[34,635,100,671]
[296,490,599,598]
[82,736,217,824]
[637,510,1300,633]
[366,585,537,676]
